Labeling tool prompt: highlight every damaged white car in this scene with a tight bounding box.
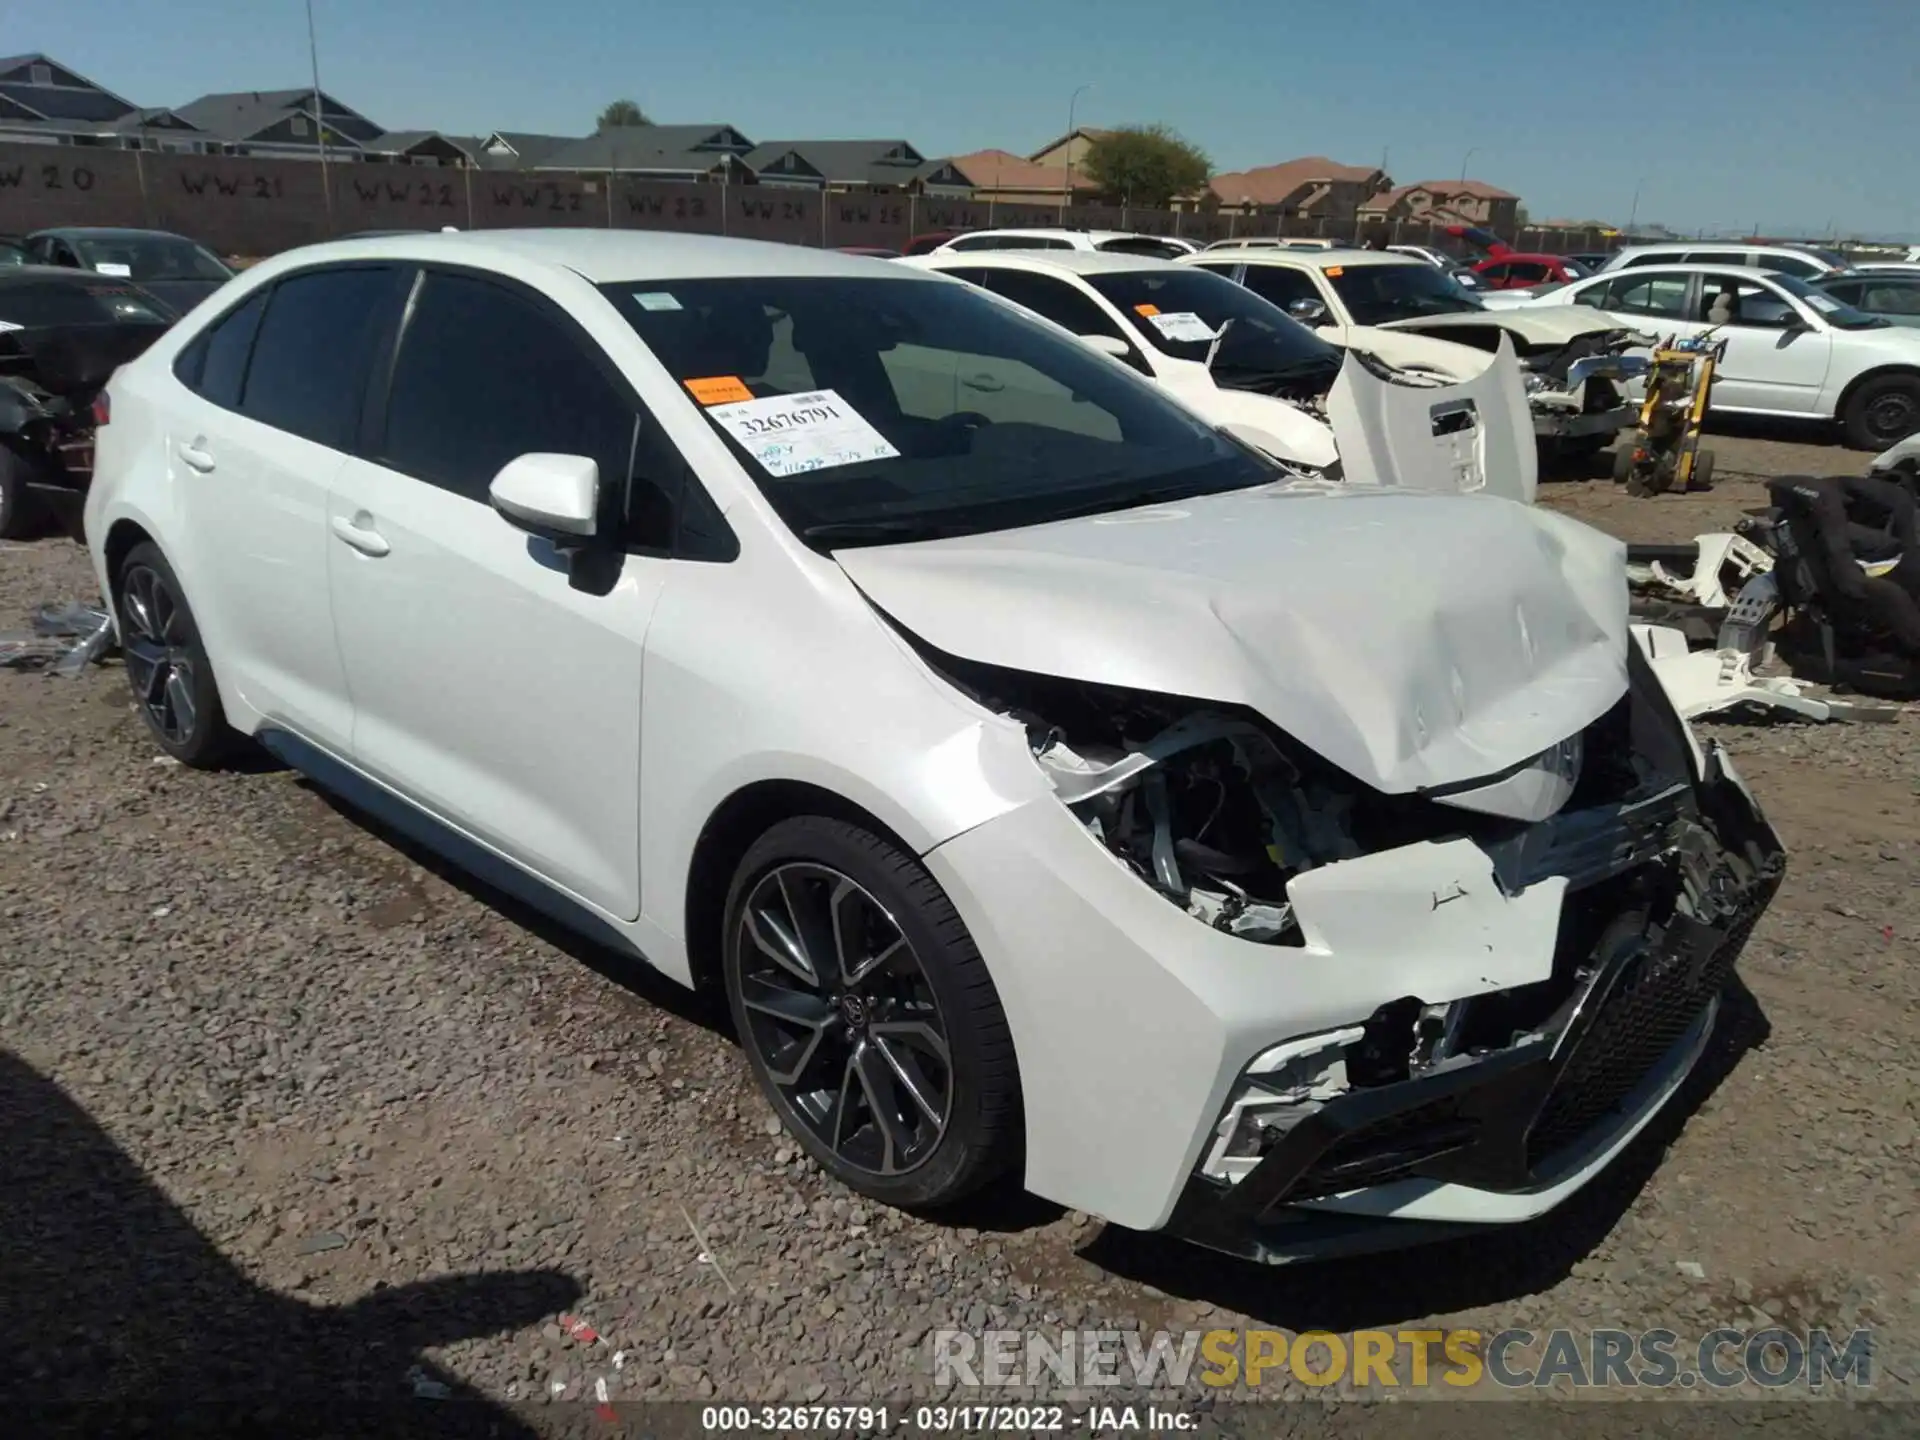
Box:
[87,231,1784,1261]
[898,249,1536,502]
[1184,247,1651,453]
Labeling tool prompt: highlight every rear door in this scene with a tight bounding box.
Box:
[164,264,407,749]
[326,266,671,920]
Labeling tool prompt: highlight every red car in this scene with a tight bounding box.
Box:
[1472,253,1591,289]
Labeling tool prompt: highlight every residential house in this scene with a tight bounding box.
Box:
[737,140,972,195]
[363,131,482,167]
[534,124,756,180]
[1199,156,1390,219]
[946,148,1095,204]
[0,53,221,153]
[471,132,583,169]
[171,88,386,160]
[1027,127,1114,174]
[1359,179,1521,233]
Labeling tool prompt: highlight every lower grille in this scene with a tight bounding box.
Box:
[1289,1099,1479,1201]
[1526,878,1777,1168]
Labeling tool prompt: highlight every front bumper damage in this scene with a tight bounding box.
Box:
[1526,346,1650,441]
[1164,739,1783,1263]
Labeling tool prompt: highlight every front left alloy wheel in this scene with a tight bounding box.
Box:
[115,541,234,768]
[723,816,1021,1209]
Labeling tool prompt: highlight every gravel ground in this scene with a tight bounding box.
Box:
[1,429,1915,1432]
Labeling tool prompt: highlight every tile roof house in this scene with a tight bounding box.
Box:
[1359,179,1521,232]
[946,148,1096,204]
[0,53,221,153]
[738,139,973,195]
[1027,127,1116,172]
[1201,156,1390,218]
[171,88,386,159]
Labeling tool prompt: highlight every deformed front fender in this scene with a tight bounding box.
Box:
[1326,335,1538,505]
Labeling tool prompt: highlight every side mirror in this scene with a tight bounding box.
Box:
[1081,333,1132,357]
[1287,298,1329,325]
[489,453,599,547]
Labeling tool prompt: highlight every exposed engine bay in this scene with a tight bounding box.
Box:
[921,634,1785,1219]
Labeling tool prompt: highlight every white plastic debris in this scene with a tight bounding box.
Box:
[1632,624,1902,723]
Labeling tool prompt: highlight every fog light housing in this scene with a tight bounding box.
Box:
[1200,1026,1364,1184]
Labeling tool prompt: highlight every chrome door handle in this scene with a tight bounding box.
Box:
[178,441,215,473]
[330,515,391,557]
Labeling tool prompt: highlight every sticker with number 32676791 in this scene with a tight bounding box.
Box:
[705,389,899,478]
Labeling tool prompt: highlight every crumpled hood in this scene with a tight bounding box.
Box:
[1381,307,1621,346]
[836,482,1629,793]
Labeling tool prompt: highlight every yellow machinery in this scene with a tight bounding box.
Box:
[1613,330,1728,496]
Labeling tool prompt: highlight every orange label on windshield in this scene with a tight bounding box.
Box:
[1324,265,1345,277]
[1134,303,1161,317]
[685,375,752,405]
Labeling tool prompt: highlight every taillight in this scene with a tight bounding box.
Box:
[91,392,111,426]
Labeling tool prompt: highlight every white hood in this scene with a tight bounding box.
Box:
[836,482,1629,793]
[1382,307,1624,346]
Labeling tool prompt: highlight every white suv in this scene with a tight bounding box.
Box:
[84,229,1784,1262]
[1600,243,1848,280]
[931,228,1196,259]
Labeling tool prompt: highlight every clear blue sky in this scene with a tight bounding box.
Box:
[23,0,1920,238]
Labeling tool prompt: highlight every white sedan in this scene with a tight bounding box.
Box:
[897,249,1537,501]
[84,230,1785,1261]
[1517,264,1920,448]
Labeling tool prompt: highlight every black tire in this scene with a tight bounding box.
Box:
[1611,443,1636,484]
[1840,374,1920,451]
[722,815,1021,1210]
[1689,447,1716,491]
[0,442,47,540]
[114,541,235,768]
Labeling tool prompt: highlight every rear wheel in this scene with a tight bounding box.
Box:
[1841,374,1920,450]
[723,816,1021,1210]
[114,542,235,768]
[1611,443,1636,485]
[1688,447,1717,491]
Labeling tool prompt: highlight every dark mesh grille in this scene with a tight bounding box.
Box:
[1527,876,1778,1168]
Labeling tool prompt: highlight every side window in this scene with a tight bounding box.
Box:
[1686,251,1749,267]
[1508,261,1551,284]
[241,266,403,449]
[1622,253,1667,269]
[1820,281,1863,307]
[1863,283,1920,316]
[377,270,669,544]
[1239,264,1320,310]
[1604,274,1687,318]
[1479,263,1513,284]
[1700,280,1794,328]
[173,289,268,406]
[981,270,1128,342]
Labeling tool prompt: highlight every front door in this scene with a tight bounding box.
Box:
[1693,276,1833,413]
[326,268,668,920]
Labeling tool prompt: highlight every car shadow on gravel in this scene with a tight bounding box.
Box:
[1081,980,1772,1330]
[0,1048,580,1436]
[293,776,729,1037]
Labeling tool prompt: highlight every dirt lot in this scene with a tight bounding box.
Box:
[1,430,1915,1430]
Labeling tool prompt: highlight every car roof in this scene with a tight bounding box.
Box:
[1612,241,1834,261]
[247,229,932,285]
[1183,246,1413,270]
[906,249,1182,278]
[951,227,1155,243]
[1576,263,1791,282]
[28,226,202,242]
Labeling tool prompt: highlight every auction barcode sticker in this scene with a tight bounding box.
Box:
[704,389,900,477]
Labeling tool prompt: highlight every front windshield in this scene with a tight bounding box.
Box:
[70,235,232,283]
[0,240,29,267]
[601,275,1279,548]
[1770,272,1886,330]
[1328,262,1485,324]
[1080,267,1341,379]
